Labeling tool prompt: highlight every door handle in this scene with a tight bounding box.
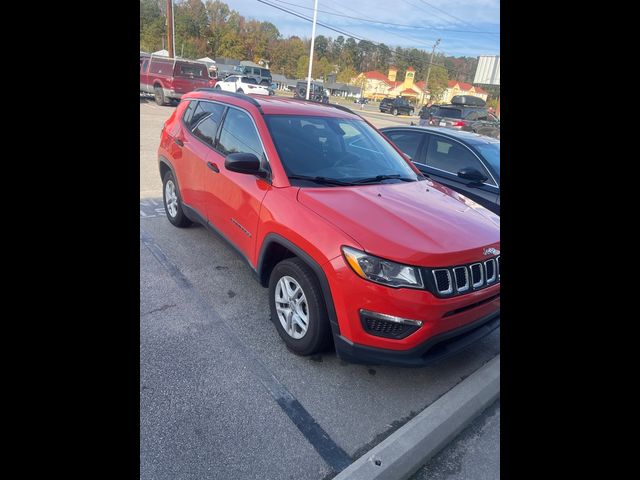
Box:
[174,138,184,147]
[207,162,219,173]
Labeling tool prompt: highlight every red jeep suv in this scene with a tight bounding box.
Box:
[158,90,500,366]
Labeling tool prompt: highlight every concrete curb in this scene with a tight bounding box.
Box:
[333,354,500,480]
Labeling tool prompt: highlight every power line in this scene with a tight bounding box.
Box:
[257,0,472,78]
[401,0,466,30]
[416,0,488,33]
[294,0,439,49]
[270,0,499,34]
[256,0,366,40]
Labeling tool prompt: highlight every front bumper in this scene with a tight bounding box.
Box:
[334,310,499,367]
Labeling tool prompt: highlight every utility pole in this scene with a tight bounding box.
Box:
[166,0,174,58]
[305,0,319,100]
[424,38,441,101]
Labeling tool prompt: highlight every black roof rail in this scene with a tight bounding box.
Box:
[283,96,362,118]
[193,88,264,115]
[327,103,357,116]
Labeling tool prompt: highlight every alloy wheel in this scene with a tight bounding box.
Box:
[274,276,309,339]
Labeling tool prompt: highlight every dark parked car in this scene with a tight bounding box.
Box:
[380,126,500,214]
[379,97,415,116]
[429,96,500,139]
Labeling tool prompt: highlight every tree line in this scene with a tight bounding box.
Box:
[141,0,486,100]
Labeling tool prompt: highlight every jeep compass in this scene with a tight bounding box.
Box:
[158,90,500,366]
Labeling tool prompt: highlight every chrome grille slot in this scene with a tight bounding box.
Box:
[484,258,497,284]
[453,266,470,293]
[432,269,453,295]
[470,263,484,288]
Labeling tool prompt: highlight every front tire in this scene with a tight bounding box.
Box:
[269,258,332,356]
[162,170,192,228]
[392,108,398,116]
[214,84,221,89]
[237,88,244,94]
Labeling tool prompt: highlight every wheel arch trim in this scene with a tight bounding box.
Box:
[258,233,341,336]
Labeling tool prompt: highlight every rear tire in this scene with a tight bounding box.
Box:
[237,88,244,94]
[410,109,415,116]
[215,84,221,89]
[162,170,192,228]
[392,108,398,116]
[154,86,165,106]
[269,258,332,356]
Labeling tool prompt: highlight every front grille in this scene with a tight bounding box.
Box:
[424,255,500,297]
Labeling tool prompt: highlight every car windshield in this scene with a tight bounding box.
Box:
[434,107,462,119]
[264,115,421,185]
[475,142,500,178]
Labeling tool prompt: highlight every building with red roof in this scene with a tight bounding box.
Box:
[353,66,429,103]
[441,80,488,103]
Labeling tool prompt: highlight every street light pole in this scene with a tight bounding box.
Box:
[305,0,319,100]
[424,38,441,101]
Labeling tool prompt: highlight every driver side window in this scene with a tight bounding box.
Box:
[425,137,495,185]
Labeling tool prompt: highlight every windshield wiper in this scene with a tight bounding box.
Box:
[352,174,417,184]
[287,175,356,186]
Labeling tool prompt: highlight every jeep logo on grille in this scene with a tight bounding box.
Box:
[483,247,500,256]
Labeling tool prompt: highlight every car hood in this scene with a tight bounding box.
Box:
[297,180,500,267]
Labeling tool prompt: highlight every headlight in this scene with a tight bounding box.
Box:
[342,246,423,289]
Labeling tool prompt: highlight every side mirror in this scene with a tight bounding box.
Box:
[225,152,267,178]
[457,167,488,184]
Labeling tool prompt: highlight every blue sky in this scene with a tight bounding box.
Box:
[225,0,500,57]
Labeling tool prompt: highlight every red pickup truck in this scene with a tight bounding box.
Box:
[140,55,216,106]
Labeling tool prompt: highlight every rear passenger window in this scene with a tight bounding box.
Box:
[190,102,225,147]
[188,101,224,131]
[384,131,425,161]
[217,108,264,158]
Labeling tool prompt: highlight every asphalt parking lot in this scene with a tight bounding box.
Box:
[140,96,500,479]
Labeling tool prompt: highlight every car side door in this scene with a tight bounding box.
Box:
[204,106,271,260]
[178,100,226,216]
[417,133,499,211]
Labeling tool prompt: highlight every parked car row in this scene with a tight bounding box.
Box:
[158,91,500,366]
